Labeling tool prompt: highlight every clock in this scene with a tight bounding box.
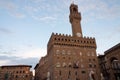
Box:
[76,32,81,37]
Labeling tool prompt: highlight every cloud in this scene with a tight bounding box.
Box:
[0,44,47,68]
[0,60,10,66]
[0,0,25,18]
[0,55,39,68]
[0,55,19,60]
[32,16,56,21]
[10,12,26,18]
[11,57,39,68]
[24,6,39,13]
[0,0,119,20]
[0,0,17,10]
[19,47,47,58]
[0,44,46,58]
[0,27,13,34]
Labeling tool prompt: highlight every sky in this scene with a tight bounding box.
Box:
[0,0,120,69]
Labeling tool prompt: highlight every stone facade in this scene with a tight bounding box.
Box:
[34,3,101,80]
[34,56,49,80]
[98,43,120,80]
[0,67,4,80]
[0,65,33,80]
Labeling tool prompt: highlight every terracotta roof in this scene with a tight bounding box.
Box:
[34,63,39,69]
[98,55,105,58]
[105,43,120,55]
[1,65,32,68]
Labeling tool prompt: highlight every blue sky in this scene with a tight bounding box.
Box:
[0,0,120,68]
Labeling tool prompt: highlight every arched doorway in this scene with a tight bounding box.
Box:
[110,57,120,80]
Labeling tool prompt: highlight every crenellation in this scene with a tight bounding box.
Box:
[84,36,86,39]
[69,34,71,37]
[56,33,58,35]
[52,32,54,35]
[66,34,68,36]
[59,33,61,36]
[47,34,97,50]
[90,37,92,39]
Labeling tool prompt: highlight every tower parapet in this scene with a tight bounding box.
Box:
[47,33,96,53]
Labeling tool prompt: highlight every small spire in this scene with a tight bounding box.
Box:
[72,0,74,4]
[71,0,74,4]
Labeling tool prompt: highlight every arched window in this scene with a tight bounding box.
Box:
[56,50,60,54]
[56,62,61,68]
[62,62,66,67]
[62,50,65,54]
[68,63,72,67]
[73,7,77,12]
[67,50,71,55]
[80,52,82,56]
[91,52,95,56]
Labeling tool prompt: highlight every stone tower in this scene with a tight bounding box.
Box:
[69,4,83,37]
[34,3,101,80]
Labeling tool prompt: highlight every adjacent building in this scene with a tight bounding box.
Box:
[98,43,120,80]
[0,65,33,80]
[0,67,4,80]
[34,3,101,80]
[34,56,49,80]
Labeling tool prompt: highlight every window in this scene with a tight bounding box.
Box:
[76,78,80,80]
[16,75,18,78]
[63,57,65,59]
[75,71,77,75]
[26,75,28,77]
[93,59,95,61]
[62,38,64,41]
[94,64,96,68]
[59,71,61,76]
[58,38,60,41]
[87,52,90,56]
[91,52,95,56]
[89,63,92,68]
[56,62,61,68]
[67,51,71,55]
[89,59,91,62]
[68,57,71,60]
[62,50,65,54]
[81,71,86,74]
[56,50,60,54]
[54,38,57,40]
[80,52,82,56]
[80,59,83,62]
[69,71,71,75]
[119,63,120,68]
[16,71,18,73]
[81,64,84,68]
[57,57,59,59]
[65,39,67,41]
[68,63,72,67]
[73,7,77,12]
[63,62,66,67]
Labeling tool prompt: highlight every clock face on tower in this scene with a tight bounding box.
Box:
[76,32,81,37]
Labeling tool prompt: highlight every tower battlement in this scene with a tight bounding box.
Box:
[47,33,96,52]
